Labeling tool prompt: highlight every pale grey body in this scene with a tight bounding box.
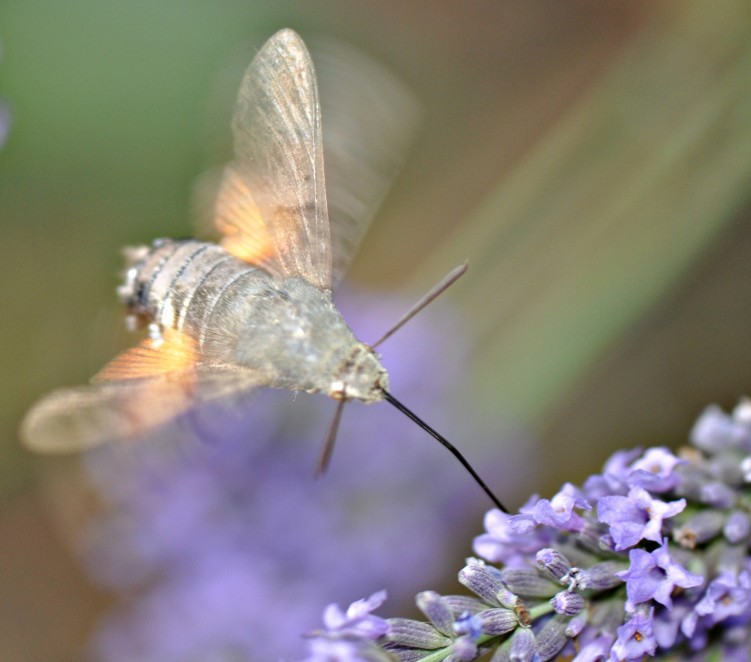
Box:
[121,238,387,402]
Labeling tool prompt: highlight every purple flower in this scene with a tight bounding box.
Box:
[321,591,390,639]
[617,539,703,609]
[690,404,751,453]
[572,633,615,662]
[652,598,692,649]
[724,510,751,544]
[583,448,643,498]
[303,592,392,662]
[472,509,516,563]
[303,638,371,662]
[626,447,682,492]
[520,483,591,532]
[610,607,656,661]
[453,612,483,640]
[598,486,686,550]
[340,401,751,660]
[473,507,552,567]
[699,481,736,508]
[694,571,751,625]
[450,635,479,661]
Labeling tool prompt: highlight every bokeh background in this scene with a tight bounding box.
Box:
[3,0,751,659]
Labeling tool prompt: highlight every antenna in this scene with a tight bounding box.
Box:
[371,262,468,349]
[382,390,508,513]
[315,397,345,476]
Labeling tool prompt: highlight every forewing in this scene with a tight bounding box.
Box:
[21,332,263,453]
[313,38,420,288]
[216,29,331,289]
[21,380,193,453]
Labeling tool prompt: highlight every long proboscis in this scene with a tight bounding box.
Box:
[382,390,509,513]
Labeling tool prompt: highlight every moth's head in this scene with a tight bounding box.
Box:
[329,343,388,403]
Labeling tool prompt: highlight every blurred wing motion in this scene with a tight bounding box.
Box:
[215,29,332,289]
[313,37,420,288]
[22,331,261,453]
[214,29,420,290]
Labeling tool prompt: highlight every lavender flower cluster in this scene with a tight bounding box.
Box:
[307,401,751,661]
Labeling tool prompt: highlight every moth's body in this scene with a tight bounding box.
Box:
[121,238,387,402]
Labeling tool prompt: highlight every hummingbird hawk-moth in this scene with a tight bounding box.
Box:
[20,29,506,512]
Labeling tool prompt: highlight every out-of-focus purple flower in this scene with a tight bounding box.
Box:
[583,447,642,498]
[652,598,692,649]
[598,486,686,550]
[322,591,389,639]
[572,632,615,662]
[699,480,737,508]
[453,611,483,640]
[77,291,527,661]
[673,510,726,549]
[303,592,392,662]
[694,570,751,625]
[724,510,751,544]
[303,637,375,662]
[690,403,751,453]
[341,401,751,660]
[520,482,591,532]
[626,447,682,492]
[611,607,657,660]
[473,507,553,568]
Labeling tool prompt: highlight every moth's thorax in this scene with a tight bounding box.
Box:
[230,276,389,402]
[118,238,388,402]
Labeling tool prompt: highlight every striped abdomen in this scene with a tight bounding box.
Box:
[119,239,267,360]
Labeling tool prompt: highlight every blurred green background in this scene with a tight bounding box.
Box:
[3,0,751,658]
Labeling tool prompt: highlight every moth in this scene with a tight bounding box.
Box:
[21,29,506,512]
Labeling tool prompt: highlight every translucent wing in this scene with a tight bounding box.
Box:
[21,380,193,453]
[313,38,420,288]
[21,332,263,453]
[215,29,331,289]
